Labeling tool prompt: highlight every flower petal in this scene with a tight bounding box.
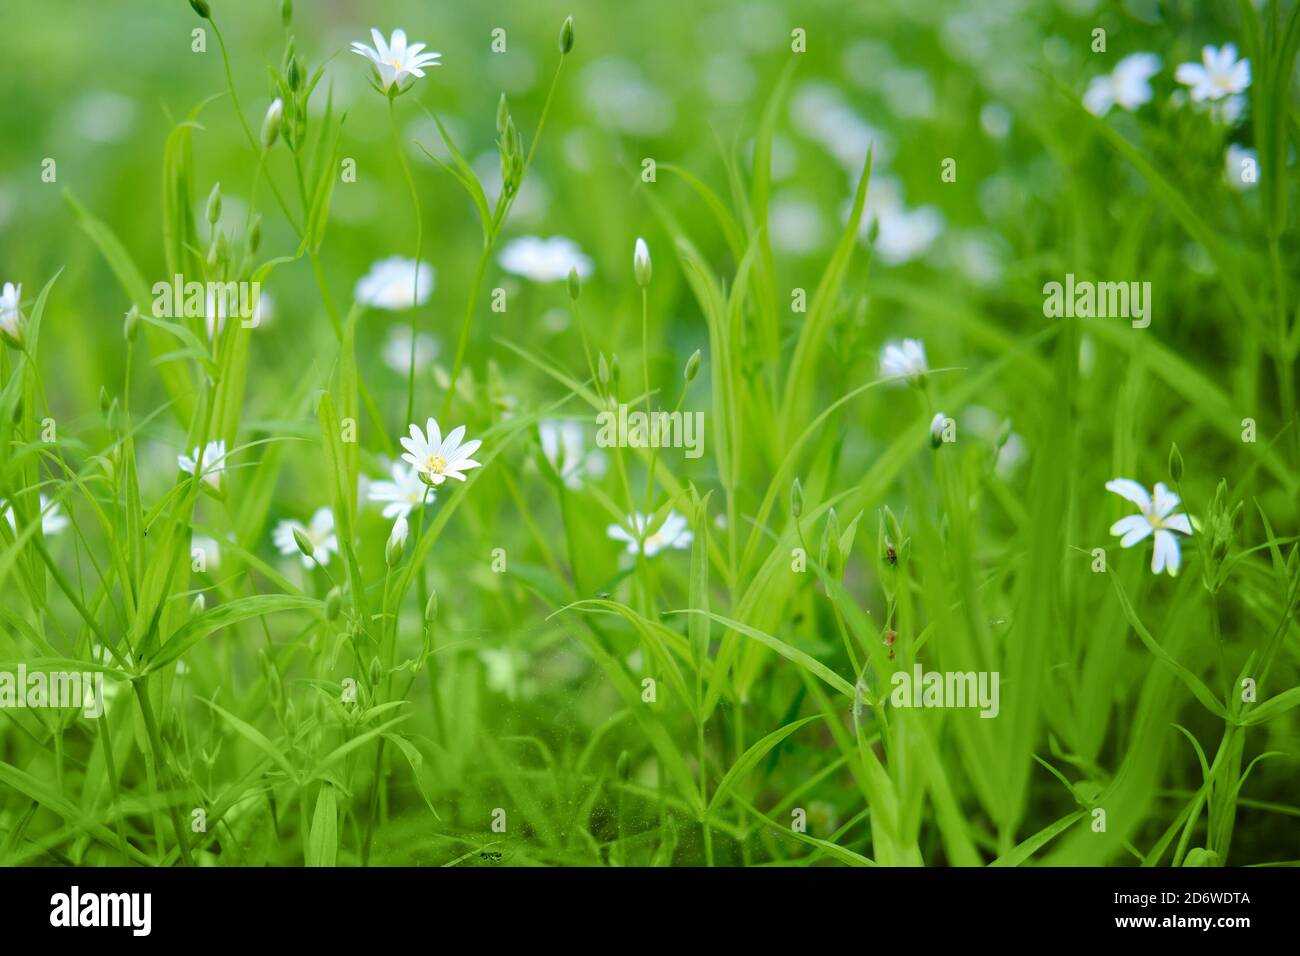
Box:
[1110,514,1153,548]
[1105,478,1152,512]
[1163,513,1192,535]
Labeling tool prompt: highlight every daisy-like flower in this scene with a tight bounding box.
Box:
[1106,478,1193,576]
[607,510,693,557]
[382,324,439,375]
[1083,52,1161,116]
[272,507,339,568]
[1176,44,1250,103]
[499,236,594,283]
[400,418,483,486]
[0,281,23,349]
[178,439,228,493]
[368,460,432,519]
[355,257,434,311]
[880,338,927,384]
[2,494,69,536]
[351,28,441,95]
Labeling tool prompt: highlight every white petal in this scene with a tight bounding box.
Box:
[1163,513,1192,535]
[1152,529,1180,575]
[1105,478,1152,512]
[1152,482,1181,518]
[1110,514,1153,548]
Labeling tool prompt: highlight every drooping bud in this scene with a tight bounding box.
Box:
[559,16,575,55]
[261,98,284,150]
[930,412,946,449]
[684,349,701,383]
[205,182,222,226]
[189,0,211,19]
[633,237,652,287]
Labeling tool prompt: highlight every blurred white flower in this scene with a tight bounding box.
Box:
[178,440,227,492]
[0,281,21,347]
[382,324,439,375]
[273,507,338,568]
[1106,479,1192,576]
[400,418,483,486]
[581,58,674,136]
[768,193,826,255]
[1176,44,1250,103]
[791,82,892,172]
[499,236,593,283]
[539,419,606,489]
[351,28,441,94]
[856,178,944,265]
[66,90,137,144]
[355,257,434,310]
[2,494,68,536]
[979,102,1013,139]
[368,460,431,519]
[880,338,927,384]
[1083,52,1160,116]
[1225,144,1258,190]
[607,511,692,557]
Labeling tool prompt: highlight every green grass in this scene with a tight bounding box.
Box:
[0,0,1297,867]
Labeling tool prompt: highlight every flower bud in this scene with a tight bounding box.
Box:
[190,593,207,616]
[247,213,263,255]
[288,56,304,92]
[567,265,581,301]
[559,16,575,55]
[123,305,140,343]
[280,0,292,26]
[424,589,439,624]
[189,0,211,19]
[369,656,384,687]
[684,349,701,383]
[292,526,315,561]
[1169,442,1183,483]
[261,98,284,150]
[325,586,342,621]
[205,181,222,226]
[790,477,803,518]
[207,230,228,271]
[615,749,630,781]
[386,515,409,567]
[496,93,510,136]
[930,412,946,449]
[633,237,652,287]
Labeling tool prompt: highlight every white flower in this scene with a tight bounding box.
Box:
[539,419,605,489]
[1083,52,1161,116]
[633,237,652,287]
[2,494,68,536]
[855,177,944,265]
[272,507,339,568]
[367,460,431,519]
[178,439,227,492]
[1176,44,1250,103]
[351,28,441,94]
[499,236,594,283]
[0,281,22,347]
[1106,478,1192,576]
[386,514,409,566]
[382,325,439,374]
[400,418,483,486]
[880,338,927,383]
[355,257,434,311]
[929,412,947,447]
[607,510,693,557]
[1225,144,1258,190]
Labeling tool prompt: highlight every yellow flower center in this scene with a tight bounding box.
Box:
[425,454,448,475]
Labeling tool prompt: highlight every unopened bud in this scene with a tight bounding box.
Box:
[424,589,439,624]
[190,593,206,617]
[369,656,384,687]
[930,412,946,449]
[633,237,652,287]
[559,16,575,55]
[247,213,263,255]
[292,526,315,561]
[496,93,510,136]
[791,478,803,518]
[386,515,409,567]
[325,586,342,621]
[684,349,701,383]
[280,0,292,26]
[124,305,140,343]
[1169,442,1184,483]
[567,266,581,301]
[189,0,211,19]
[205,182,222,226]
[261,98,284,150]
